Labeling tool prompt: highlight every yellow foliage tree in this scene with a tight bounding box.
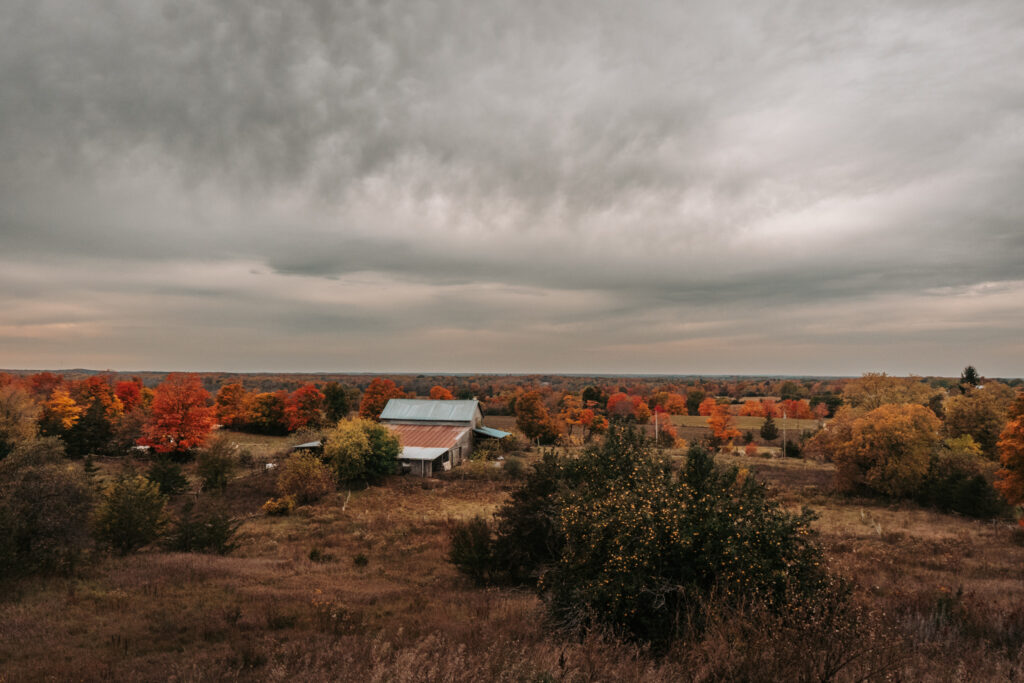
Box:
[832,403,940,497]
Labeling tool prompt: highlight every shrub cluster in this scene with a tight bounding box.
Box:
[276,452,335,504]
[450,426,829,646]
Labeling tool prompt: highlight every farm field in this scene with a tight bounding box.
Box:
[2,437,1023,681]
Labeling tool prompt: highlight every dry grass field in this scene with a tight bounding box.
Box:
[2,435,1023,681]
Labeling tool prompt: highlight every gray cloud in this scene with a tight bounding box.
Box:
[1,0,1023,374]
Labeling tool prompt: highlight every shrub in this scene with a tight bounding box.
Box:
[164,501,240,554]
[93,473,168,555]
[322,418,400,486]
[196,437,235,492]
[448,516,495,585]
[0,438,94,577]
[277,452,335,504]
[451,426,829,647]
[503,457,525,479]
[262,496,295,516]
[147,457,189,495]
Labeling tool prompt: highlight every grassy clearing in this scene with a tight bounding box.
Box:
[2,444,1024,680]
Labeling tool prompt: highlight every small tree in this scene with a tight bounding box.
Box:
[147,457,189,495]
[995,392,1024,511]
[164,501,240,555]
[277,452,335,504]
[322,418,401,486]
[196,437,235,492]
[322,382,351,422]
[93,473,168,555]
[515,391,559,444]
[760,413,780,441]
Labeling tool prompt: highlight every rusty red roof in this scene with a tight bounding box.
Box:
[385,423,468,449]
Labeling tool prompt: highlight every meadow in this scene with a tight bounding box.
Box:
[2,430,1023,681]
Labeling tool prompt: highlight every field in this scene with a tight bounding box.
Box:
[2,435,1024,681]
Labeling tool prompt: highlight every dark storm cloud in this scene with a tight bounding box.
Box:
[1,0,1023,373]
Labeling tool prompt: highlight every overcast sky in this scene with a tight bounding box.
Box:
[1,0,1022,376]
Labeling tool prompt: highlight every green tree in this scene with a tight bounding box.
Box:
[196,436,235,492]
[322,382,351,423]
[322,418,401,485]
[147,457,189,495]
[686,389,706,416]
[760,413,779,441]
[0,438,94,577]
[93,473,169,555]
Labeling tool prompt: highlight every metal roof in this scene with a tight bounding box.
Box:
[386,423,468,449]
[473,426,511,439]
[380,399,481,423]
[400,446,449,461]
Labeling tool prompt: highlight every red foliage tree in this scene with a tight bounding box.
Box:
[429,385,455,400]
[115,380,144,412]
[286,384,326,431]
[139,373,216,456]
[515,390,559,444]
[359,378,406,420]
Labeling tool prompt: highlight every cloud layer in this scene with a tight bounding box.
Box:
[1,0,1022,375]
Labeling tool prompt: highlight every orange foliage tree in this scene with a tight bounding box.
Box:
[607,393,651,424]
[707,404,740,449]
[215,382,252,429]
[359,378,406,420]
[139,373,216,457]
[429,385,455,400]
[698,397,719,416]
[995,392,1024,511]
[515,391,559,444]
[558,393,584,439]
[739,401,766,417]
[114,380,144,412]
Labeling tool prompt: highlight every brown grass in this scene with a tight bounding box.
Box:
[3,442,1024,681]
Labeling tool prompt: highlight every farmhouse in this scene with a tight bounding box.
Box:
[380,399,510,477]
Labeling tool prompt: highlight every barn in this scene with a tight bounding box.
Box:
[379,399,510,477]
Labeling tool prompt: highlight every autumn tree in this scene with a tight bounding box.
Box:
[607,393,651,424]
[0,385,40,459]
[322,382,351,422]
[359,378,406,420]
[139,373,216,458]
[662,392,687,415]
[429,385,455,400]
[943,386,1011,459]
[515,391,559,444]
[697,397,719,416]
[842,373,934,411]
[830,403,941,498]
[707,404,740,450]
[114,380,144,412]
[215,382,252,430]
[38,387,82,437]
[995,392,1024,510]
[558,393,584,439]
[285,384,325,432]
[248,392,289,435]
